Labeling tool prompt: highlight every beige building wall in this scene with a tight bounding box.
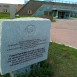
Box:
[15,4,24,13]
[0,4,10,12]
[0,3,24,13]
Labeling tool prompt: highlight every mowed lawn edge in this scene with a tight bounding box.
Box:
[48,42,77,77]
[0,13,38,19]
[0,42,77,77]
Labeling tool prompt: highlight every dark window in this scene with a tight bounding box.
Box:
[28,10,32,15]
[44,11,49,15]
[3,9,8,13]
[44,11,52,16]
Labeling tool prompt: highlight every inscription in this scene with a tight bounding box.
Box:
[7,39,46,51]
[27,25,35,34]
[7,48,45,66]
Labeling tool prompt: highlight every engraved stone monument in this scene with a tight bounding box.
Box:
[0,17,51,75]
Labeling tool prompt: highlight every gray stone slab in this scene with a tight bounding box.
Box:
[10,4,15,19]
[0,17,51,75]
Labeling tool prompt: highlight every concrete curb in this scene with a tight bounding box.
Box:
[50,41,77,49]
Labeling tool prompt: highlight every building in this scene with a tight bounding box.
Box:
[17,0,77,19]
[0,3,24,13]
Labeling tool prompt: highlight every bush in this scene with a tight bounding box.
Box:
[52,19,56,22]
[30,60,54,77]
[3,60,54,77]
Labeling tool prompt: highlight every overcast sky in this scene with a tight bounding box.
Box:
[0,0,24,4]
[0,0,77,4]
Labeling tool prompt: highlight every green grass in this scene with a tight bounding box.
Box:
[48,42,77,77]
[71,16,77,18]
[0,13,77,77]
[0,61,54,77]
[0,13,55,22]
[52,19,56,22]
[0,13,10,19]
[0,13,38,19]
[0,42,77,77]
[15,15,38,18]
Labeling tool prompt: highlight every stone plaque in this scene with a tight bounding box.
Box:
[0,17,51,75]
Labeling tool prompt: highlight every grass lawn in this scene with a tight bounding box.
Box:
[0,13,38,19]
[0,13,56,22]
[0,13,10,19]
[0,42,77,77]
[48,42,77,77]
[52,19,56,22]
[0,13,77,77]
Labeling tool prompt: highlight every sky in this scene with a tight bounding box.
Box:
[0,0,24,4]
[0,0,77,4]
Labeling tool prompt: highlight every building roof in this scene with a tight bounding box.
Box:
[17,1,77,15]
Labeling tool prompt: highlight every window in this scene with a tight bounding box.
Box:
[28,10,32,15]
[3,5,9,7]
[44,11,49,15]
[44,11,52,16]
[3,9,8,13]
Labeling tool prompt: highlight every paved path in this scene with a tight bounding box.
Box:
[50,19,77,48]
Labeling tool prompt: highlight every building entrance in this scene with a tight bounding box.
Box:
[58,11,70,19]
[58,11,65,19]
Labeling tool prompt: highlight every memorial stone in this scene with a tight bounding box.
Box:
[0,17,51,75]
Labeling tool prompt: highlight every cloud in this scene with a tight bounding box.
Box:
[0,0,24,4]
